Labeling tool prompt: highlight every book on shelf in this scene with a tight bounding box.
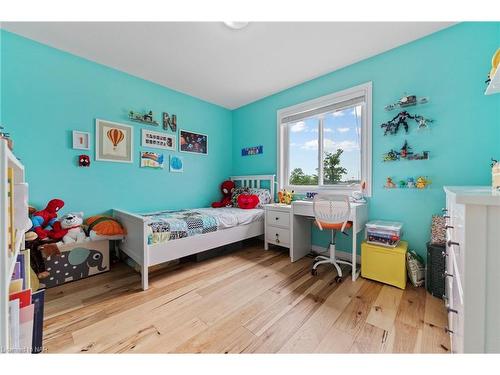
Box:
[31,289,45,354]
[11,261,21,280]
[16,253,26,290]
[9,279,23,294]
[9,288,31,308]
[17,304,34,353]
[8,299,20,350]
[20,249,31,290]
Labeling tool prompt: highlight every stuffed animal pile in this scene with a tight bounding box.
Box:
[26,199,127,280]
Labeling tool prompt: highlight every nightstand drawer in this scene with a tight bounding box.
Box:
[266,227,290,246]
[266,210,290,228]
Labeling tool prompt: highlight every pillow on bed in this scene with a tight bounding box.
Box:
[248,188,272,207]
[231,187,249,208]
[231,187,271,208]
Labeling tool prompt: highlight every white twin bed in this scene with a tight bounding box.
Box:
[113,175,275,290]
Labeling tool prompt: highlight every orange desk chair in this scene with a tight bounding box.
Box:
[312,194,353,282]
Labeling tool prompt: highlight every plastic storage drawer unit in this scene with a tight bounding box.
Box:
[361,240,408,289]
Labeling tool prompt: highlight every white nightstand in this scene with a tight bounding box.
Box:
[264,203,291,250]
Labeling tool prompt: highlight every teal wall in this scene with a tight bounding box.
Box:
[0,30,233,215]
[232,22,500,257]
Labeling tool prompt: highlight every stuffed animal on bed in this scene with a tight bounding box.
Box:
[237,194,260,209]
[211,180,236,208]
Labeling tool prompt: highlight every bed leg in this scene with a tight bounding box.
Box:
[264,241,269,250]
[141,264,149,291]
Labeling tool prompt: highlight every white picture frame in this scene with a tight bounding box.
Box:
[95,119,134,163]
[72,131,90,150]
[169,155,184,173]
[141,129,175,151]
[179,129,208,155]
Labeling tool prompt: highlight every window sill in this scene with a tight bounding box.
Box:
[283,185,365,196]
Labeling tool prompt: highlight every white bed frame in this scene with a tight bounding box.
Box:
[113,174,275,290]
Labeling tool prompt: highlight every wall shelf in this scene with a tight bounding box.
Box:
[485,67,500,95]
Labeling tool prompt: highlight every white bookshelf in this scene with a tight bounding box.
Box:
[485,66,500,95]
[1,139,30,352]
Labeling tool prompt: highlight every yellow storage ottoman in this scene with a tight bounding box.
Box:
[361,240,408,289]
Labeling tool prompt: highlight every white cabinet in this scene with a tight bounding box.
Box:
[444,186,500,353]
[264,204,291,250]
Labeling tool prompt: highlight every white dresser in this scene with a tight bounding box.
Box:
[444,186,500,353]
[263,203,291,250]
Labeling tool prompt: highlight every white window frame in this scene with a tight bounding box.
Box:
[277,82,372,196]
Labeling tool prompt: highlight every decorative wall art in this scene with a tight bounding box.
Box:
[141,129,175,151]
[162,113,177,132]
[140,151,164,169]
[241,145,263,156]
[95,119,133,163]
[169,155,184,173]
[72,131,90,150]
[179,129,208,155]
[128,110,159,126]
[78,155,91,167]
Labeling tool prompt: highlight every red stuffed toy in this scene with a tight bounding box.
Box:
[30,199,65,239]
[211,180,235,208]
[237,194,260,209]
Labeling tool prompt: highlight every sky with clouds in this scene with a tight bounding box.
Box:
[289,106,361,183]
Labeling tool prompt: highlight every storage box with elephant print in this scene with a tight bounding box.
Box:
[40,240,110,288]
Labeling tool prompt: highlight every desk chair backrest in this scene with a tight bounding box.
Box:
[313,194,351,232]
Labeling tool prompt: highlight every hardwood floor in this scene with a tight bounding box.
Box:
[42,242,450,354]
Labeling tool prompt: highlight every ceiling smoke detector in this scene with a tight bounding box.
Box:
[223,22,249,30]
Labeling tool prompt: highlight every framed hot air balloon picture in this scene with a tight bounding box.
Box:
[95,119,133,163]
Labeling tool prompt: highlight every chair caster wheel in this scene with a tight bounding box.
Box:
[311,268,318,276]
[335,276,343,283]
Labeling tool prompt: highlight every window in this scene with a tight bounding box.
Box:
[278,82,372,195]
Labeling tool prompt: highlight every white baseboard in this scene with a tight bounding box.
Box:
[311,245,361,264]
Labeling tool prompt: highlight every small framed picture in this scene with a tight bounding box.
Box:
[142,129,175,151]
[140,151,164,169]
[95,119,133,163]
[169,155,183,173]
[72,131,90,150]
[179,129,208,155]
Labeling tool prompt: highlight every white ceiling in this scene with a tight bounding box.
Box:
[1,22,453,109]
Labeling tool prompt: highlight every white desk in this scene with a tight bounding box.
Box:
[291,200,368,281]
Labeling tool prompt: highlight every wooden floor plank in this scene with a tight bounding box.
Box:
[330,280,382,337]
[279,273,365,353]
[366,285,404,331]
[350,322,387,353]
[41,242,449,354]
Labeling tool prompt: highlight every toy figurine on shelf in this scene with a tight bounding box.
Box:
[416,176,431,189]
[383,149,400,161]
[398,180,407,189]
[128,110,159,126]
[415,114,434,129]
[381,111,433,135]
[385,177,397,189]
[381,111,414,135]
[278,189,294,205]
[406,177,416,189]
[399,140,412,159]
[384,94,429,111]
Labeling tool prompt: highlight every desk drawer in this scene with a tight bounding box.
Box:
[266,226,290,246]
[266,210,290,228]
